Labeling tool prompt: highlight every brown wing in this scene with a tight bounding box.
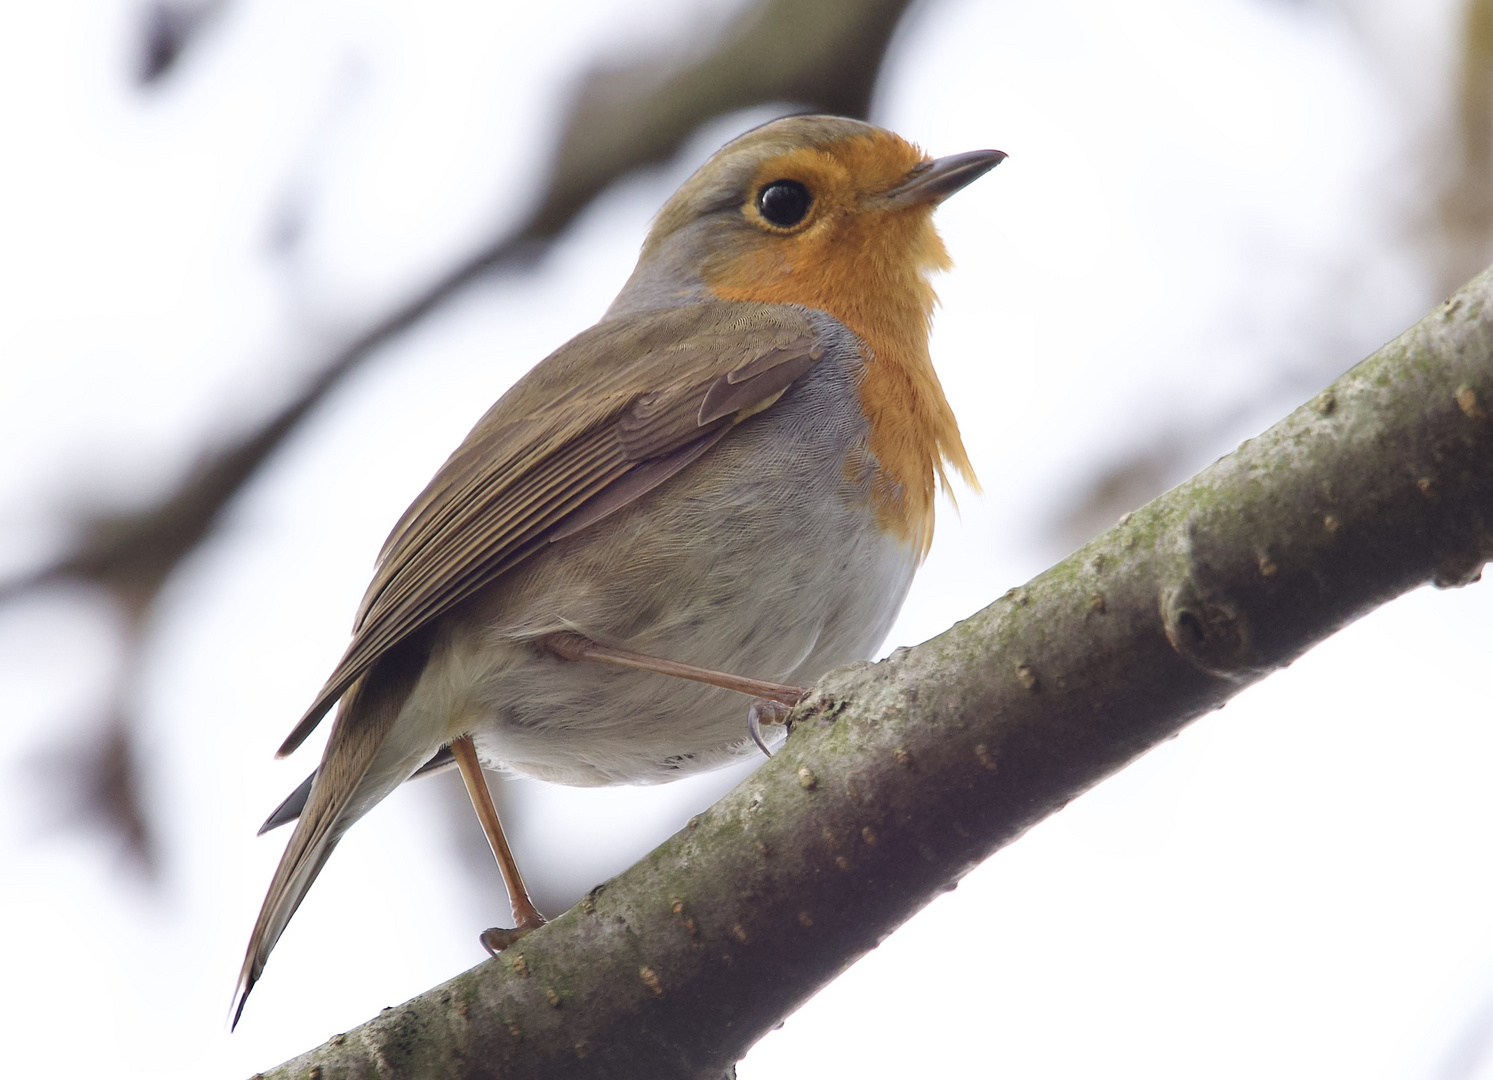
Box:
[275,301,829,757]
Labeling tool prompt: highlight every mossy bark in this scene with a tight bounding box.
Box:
[255,271,1493,1080]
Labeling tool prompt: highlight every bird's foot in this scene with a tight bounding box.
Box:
[480,911,547,956]
[747,697,799,758]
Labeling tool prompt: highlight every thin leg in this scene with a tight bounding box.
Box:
[543,631,807,706]
[449,735,547,954]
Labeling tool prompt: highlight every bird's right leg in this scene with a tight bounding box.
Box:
[449,735,547,953]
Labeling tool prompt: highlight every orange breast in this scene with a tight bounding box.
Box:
[705,206,976,558]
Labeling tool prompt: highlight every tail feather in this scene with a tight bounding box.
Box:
[257,771,316,836]
[232,823,342,1028]
[232,638,429,1029]
[257,744,458,836]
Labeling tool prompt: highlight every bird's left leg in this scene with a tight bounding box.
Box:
[449,735,547,953]
[542,631,806,704]
[542,631,806,758]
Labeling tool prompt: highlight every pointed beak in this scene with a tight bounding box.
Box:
[885,148,1007,207]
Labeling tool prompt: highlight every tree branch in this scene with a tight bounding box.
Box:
[252,272,1493,1078]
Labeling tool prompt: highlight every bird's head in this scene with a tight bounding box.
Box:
[608,115,1004,323]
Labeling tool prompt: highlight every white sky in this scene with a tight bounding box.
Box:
[2,0,1492,1076]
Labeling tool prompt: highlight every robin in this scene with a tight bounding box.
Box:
[232,114,1003,1025]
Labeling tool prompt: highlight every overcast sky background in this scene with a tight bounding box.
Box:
[3,0,1493,1076]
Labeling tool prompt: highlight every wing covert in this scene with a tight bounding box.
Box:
[275,302,838,757]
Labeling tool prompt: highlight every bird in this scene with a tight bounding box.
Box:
[232,114,1003,1026]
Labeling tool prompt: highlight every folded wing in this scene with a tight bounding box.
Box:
[275,301,832,758]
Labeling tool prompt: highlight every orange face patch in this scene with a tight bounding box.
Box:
[703,131,976,557]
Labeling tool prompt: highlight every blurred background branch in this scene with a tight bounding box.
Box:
[3,0,916,873]
[1047,0,1493,556]
[1432,0,1493,295]
[136,0,228,85]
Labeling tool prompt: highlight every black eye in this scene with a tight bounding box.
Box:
[756,180,812,227]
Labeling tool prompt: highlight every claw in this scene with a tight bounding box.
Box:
[748,702,773,758]
[480,913,546,956]
[747,698,796,758]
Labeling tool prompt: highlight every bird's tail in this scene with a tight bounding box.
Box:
[231,642,427,1028]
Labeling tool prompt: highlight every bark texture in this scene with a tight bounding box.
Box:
[255,270,1493,1080]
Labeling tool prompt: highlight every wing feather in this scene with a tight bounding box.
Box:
[276,302,834,758]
